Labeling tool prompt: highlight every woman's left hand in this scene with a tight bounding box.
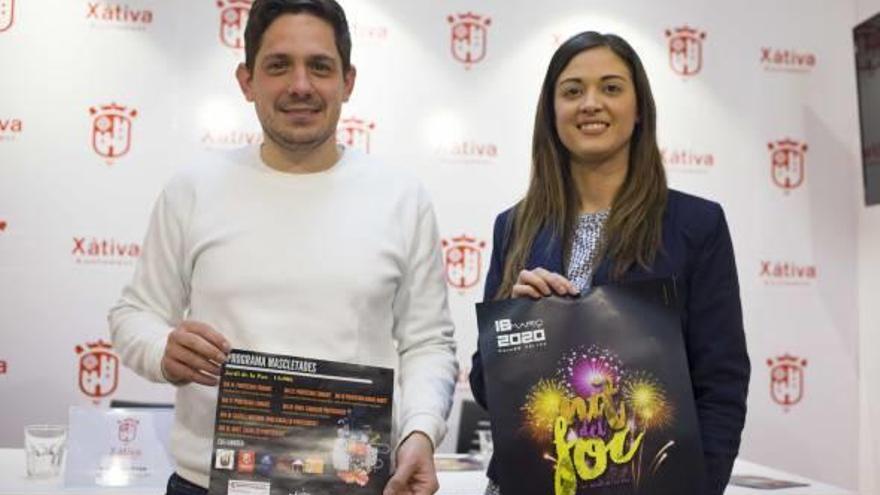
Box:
[511,267,580,299]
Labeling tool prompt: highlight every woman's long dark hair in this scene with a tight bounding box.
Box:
[495,31,667,299]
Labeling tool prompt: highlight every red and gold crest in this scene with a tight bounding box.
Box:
[768,138,808,191]
[665,25,706,76]
[337,117,376,154]
[442,235,486,291]
[118,417,139,443]
[217,0,251,49]
[89,103,137,161]
[75,340,119,401]
[0,0,14,32]
[447,12,491,69]
[767,354,807,410]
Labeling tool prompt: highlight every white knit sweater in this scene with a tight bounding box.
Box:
[108,146,458,487]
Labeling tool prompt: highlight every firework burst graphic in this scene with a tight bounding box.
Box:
[559,345,623,398]
[622,372,673,431]
[522,378,571,441]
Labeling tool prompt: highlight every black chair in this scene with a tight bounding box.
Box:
[109,399,174,409]
[455,399,491,454]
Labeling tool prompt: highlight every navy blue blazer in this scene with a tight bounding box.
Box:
[469,189,750,495]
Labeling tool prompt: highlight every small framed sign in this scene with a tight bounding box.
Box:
[65,406,175,488]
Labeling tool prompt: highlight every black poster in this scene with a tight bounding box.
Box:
[208,349,394,495]
[477,279,704,495]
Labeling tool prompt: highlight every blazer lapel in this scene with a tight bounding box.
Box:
[527,225,565,274]
[592,257,612,286]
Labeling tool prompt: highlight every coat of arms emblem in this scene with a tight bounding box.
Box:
[767,354,807,410]
[89,103,137,161]
[447,12,491,69]
[217,0,251,49]
[768,138,808,191]
[665,25,706,76]
[118,418,139,443]
[75,340,119,400]
[338,117,375,154]
[442,235,486,291]
[0,0,14,32]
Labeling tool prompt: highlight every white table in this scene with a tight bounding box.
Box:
[0,448,156,494]
[0,448,853,495]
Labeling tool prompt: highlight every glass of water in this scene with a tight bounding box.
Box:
[24,424,67,478]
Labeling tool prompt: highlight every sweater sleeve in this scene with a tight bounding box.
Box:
[685,205,750,494]
[107,176,194,384]
[392,186,458,449]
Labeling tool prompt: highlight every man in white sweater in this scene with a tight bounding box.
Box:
[108,1,458,494]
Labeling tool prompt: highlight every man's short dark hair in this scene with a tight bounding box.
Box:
[244,0,352,73]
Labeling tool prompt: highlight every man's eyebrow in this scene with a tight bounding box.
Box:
[258,52,340,67]
[308,54,338,65]
[261,53,289,62]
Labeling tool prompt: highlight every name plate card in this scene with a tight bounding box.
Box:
[65,406,175,488]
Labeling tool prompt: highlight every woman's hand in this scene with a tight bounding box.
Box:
[512,268,580,299]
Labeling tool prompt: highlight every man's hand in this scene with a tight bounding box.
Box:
[161,320,230,386]
[383,432,438,495]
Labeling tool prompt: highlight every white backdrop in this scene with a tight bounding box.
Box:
[857,0,880,493]
[0,0,865,489]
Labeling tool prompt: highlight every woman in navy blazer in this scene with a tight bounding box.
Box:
[468,31,749,495]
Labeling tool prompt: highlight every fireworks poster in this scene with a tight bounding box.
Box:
[476,279,704,495]
[209,349,394,495]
